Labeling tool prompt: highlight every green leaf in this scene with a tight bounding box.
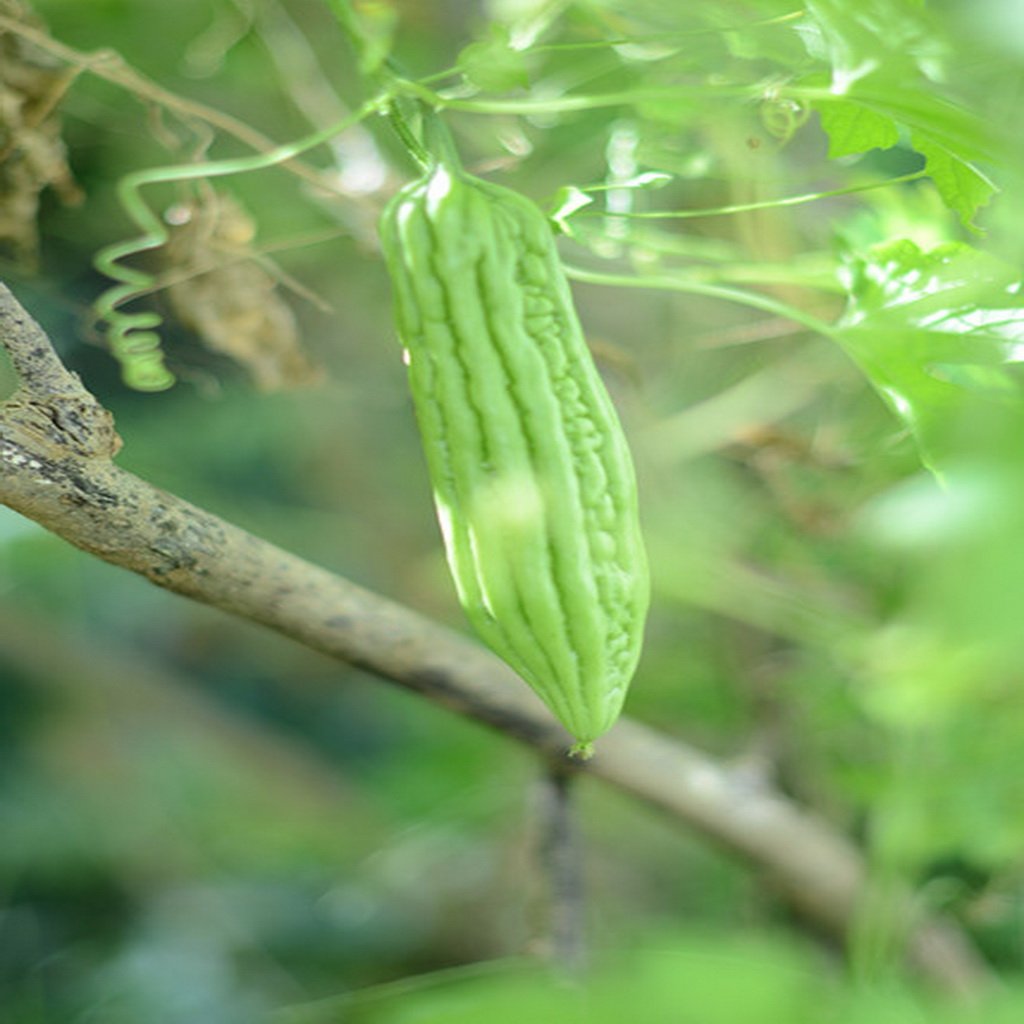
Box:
[816,99,900,158]
[457,26,529,92]
[616,171,673,189]
[801,0,999,224]
[910,130,998,228]
[837,239,1024,471]
[353,0,398,74]
[548,185,593,235]
[816,92,997,223]
[802,0,940,92]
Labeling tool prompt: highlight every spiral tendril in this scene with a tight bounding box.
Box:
[92,98,386,391]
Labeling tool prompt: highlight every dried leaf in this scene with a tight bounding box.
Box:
[164,190,322,391]
[0,0,81,267]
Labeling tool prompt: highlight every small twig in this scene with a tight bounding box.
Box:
[0,13,356,198]
[535,761,587,978]
[133,227,344,314]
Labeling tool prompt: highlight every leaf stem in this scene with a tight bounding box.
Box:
[530,10,806,52]
[581,170,928,221]
[396,80,760,115]
[564,265,842,340]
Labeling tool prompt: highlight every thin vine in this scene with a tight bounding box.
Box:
[92,99,387,390]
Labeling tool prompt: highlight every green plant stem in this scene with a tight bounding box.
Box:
[321,0,454,170]
[581,170,928,221]
[563,265,842,340]
[531,10,806,51]
[396,80,759,115]
[276,958,531,1022]
[383,98,432,169]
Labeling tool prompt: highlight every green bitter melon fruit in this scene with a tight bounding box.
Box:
[380,161,649,749]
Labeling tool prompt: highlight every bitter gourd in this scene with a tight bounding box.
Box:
[380,161,649,748]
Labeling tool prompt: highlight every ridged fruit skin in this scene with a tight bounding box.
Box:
[379,163,649,744]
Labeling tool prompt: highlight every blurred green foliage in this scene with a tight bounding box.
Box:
[4,0,1024,1020]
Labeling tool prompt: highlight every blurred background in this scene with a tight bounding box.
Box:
[4,0,1024,1020]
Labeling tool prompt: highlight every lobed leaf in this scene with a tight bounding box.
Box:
[836,238,1024,470]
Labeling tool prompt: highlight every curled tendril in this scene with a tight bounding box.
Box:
[92,98,387,392]
[93,187,178,392]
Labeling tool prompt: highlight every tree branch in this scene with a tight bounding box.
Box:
[534,764,586,977]
[0,282,989,995]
